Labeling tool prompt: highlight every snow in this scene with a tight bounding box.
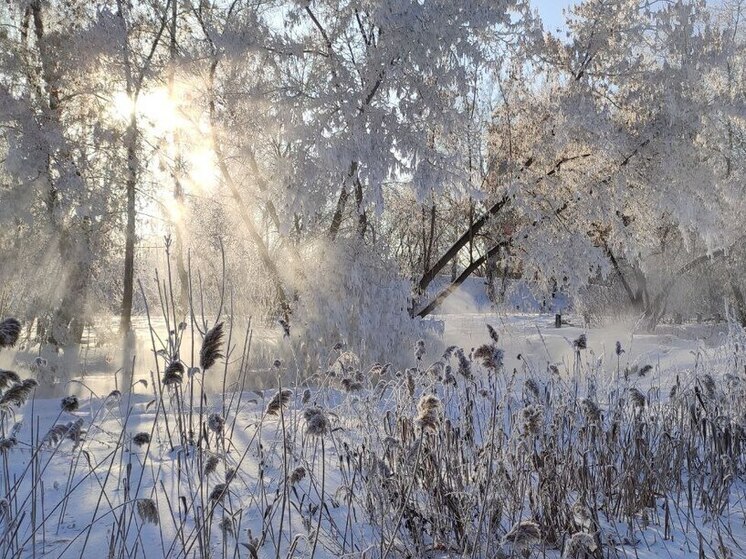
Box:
[1,312,744,558]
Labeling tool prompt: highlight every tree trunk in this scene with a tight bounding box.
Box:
[329,162,357,240]
[50,229,91,347]
[355,176,367,238]
[120,114,138,333]
[416,240,510,317]
[417,195,510,296]
[731,280,746,327]
[207,60,291,323]
[169,0,189,314]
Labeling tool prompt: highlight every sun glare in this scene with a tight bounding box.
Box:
[186,147,219,192]
[110,86,221,237]
[111,88,180,134]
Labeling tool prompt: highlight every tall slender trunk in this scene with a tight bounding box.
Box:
[120,114,138,333]
[355,176,367,238]
[329,162,356,240]
[731,279,746,328]
[168,0,189,314]
[207,59,291,323]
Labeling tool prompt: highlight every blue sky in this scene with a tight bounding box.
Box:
[531,0,577,33]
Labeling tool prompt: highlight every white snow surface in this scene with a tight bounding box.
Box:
[0,312,744,558]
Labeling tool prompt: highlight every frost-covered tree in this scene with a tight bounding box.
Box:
[0,0,175,371]
[0,1,124,350]
[472,0,746,327]
[174,0,535,349]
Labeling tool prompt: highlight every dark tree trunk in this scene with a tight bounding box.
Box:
[329,162,357,240]
[120,115,138,333]
[355,175,367,238]
[732,281,746,327]
[416,241,510,317]
[417,195,510,296]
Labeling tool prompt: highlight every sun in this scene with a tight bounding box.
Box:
[111,88,180,134]
[110,86,221,235]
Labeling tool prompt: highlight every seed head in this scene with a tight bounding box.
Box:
[61,395,79,413]
[415,394,441,433]
[208,413,225,434]
[136,499,159,525]
[0,437,17,453]
[205,455,219,476]
[442,345,458,360]
[162,361,184,386]
[474,344,504,370]
[639,364,653,377]
[415,339,426,361]
[0,378,37,409]
[521,405,544,435]
[265,389,292,416]
[219,517,234,537]
[341,378,363,392]
[455,349,472,379]
[572,502,593,529]
[524,378,540,400]
[289,466,306,485]
[503,520,541,549]
[303,407,330,437]
[209,483,228,502]
[0,370,21,390]
[199,322,224,371]
[628,388,646,409]
[580,399,601,423]
[563,532,597,558]
[42,419,85,447]
[0,318,21,348]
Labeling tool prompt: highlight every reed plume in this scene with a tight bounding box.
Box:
[0,370,20,390]
[162,361,184,385]
[61,395,79,412]
[0,318,21,348]
[265,389,292,416]
[303,407,330,437]
[200,322,225,370]
[0,378,38,409]
[132,432,151,447]
[136,499,159,525]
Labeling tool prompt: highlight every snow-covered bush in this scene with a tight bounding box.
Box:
[287,239,439,368]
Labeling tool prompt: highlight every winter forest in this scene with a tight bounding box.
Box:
[1,0,746,557]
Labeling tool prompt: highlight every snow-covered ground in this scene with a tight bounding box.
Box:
[1,313,745,558]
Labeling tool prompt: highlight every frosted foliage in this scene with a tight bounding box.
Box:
[290,240,433,365]
[0,0,745,346]
[214,0,529,231]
